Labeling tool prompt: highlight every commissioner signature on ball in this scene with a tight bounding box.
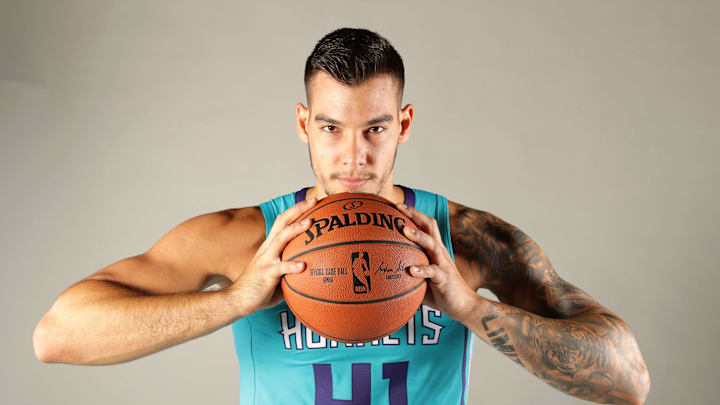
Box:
[376,260,407,274]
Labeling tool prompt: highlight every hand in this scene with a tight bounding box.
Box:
[228,197,317,315]
[395,202,478,323]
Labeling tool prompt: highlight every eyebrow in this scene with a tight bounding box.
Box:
[314,113,393,126]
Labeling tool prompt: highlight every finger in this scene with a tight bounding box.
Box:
[409,264,445,285]
[395,203,443,241]
[264,217,313,260]
[267,197,317,242]
[268,260,306,280]
[396,203,453,262]
[259,197,316,255]
[402,223,448,265]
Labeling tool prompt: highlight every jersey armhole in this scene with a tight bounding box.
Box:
[259,191,300,237]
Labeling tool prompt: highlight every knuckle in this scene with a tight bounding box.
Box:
[268,262,283,276]
[275,211,289,223]
[278,209,295,223]
[278,226,295,240]
[415,232,427,245]
[287,224,305,239]
[275,227,289,240]
[276,218,291,229]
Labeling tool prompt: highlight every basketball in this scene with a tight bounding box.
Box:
[281,192,429,343]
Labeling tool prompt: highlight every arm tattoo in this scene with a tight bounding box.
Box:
[451,203,650,404]
[481,314,523,366]
[451,203,602,317]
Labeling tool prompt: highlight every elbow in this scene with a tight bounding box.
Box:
[33,318,59,363]
[633,365,651,405]
[621,360,651,405]
[33,312,81,364]
[631,344,652,404]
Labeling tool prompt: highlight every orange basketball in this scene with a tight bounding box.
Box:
[281,192,429,343]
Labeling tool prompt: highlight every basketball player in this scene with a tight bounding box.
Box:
[33,28,650,404]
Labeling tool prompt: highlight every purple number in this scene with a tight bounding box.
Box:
[383,361,409,405]
[313,363,371,405]
[313,362,409,405]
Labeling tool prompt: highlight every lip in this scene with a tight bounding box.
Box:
[338,178,370,190]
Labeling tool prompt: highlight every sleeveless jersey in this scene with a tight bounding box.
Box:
[230,185,475,404]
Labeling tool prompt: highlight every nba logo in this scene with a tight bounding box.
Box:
[351,252,371,294]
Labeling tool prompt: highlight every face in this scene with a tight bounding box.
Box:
[296,71,414,200]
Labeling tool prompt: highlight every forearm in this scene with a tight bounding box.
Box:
[462,295,650,405]
[33,279,245,365]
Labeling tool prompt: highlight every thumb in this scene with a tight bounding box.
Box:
[409,264,443,284]
[273,261,306,279]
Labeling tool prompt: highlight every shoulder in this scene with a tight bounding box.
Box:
[169,206,265,247]
[446,199,529,291]
[447,200,521,241]
[152,206,267,282]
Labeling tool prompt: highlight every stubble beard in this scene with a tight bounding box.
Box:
[307,146,398,197]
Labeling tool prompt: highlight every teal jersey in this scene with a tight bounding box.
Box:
[231,185,474,404]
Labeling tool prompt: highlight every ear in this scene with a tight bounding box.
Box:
[398,104,414,145]
[296,103,310,144]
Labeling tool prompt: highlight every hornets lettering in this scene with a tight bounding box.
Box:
[278,305,445,350]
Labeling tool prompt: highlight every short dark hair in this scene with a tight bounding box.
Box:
[304,28,405,105]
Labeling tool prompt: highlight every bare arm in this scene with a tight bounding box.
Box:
[33,277,245,365]
[450,202,650,405]
[32,207,261,365]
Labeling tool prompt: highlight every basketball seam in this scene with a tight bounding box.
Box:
[282,277,426,305]
[285,239,425,261]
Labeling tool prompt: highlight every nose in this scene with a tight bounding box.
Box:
[341,132,368,167]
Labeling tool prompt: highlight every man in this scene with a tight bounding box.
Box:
[33,28,650,404]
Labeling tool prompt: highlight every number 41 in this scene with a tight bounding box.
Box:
[313,361,408,405]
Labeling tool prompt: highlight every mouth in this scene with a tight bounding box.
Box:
[337,177,370,190]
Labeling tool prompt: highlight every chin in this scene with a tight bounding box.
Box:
[348,187,382,196]
[330,184,376,196]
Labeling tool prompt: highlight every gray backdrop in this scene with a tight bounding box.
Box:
[2,0,718,404]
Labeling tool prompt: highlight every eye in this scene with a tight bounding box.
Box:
[321,125,337,133]
[368,126,385,134]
